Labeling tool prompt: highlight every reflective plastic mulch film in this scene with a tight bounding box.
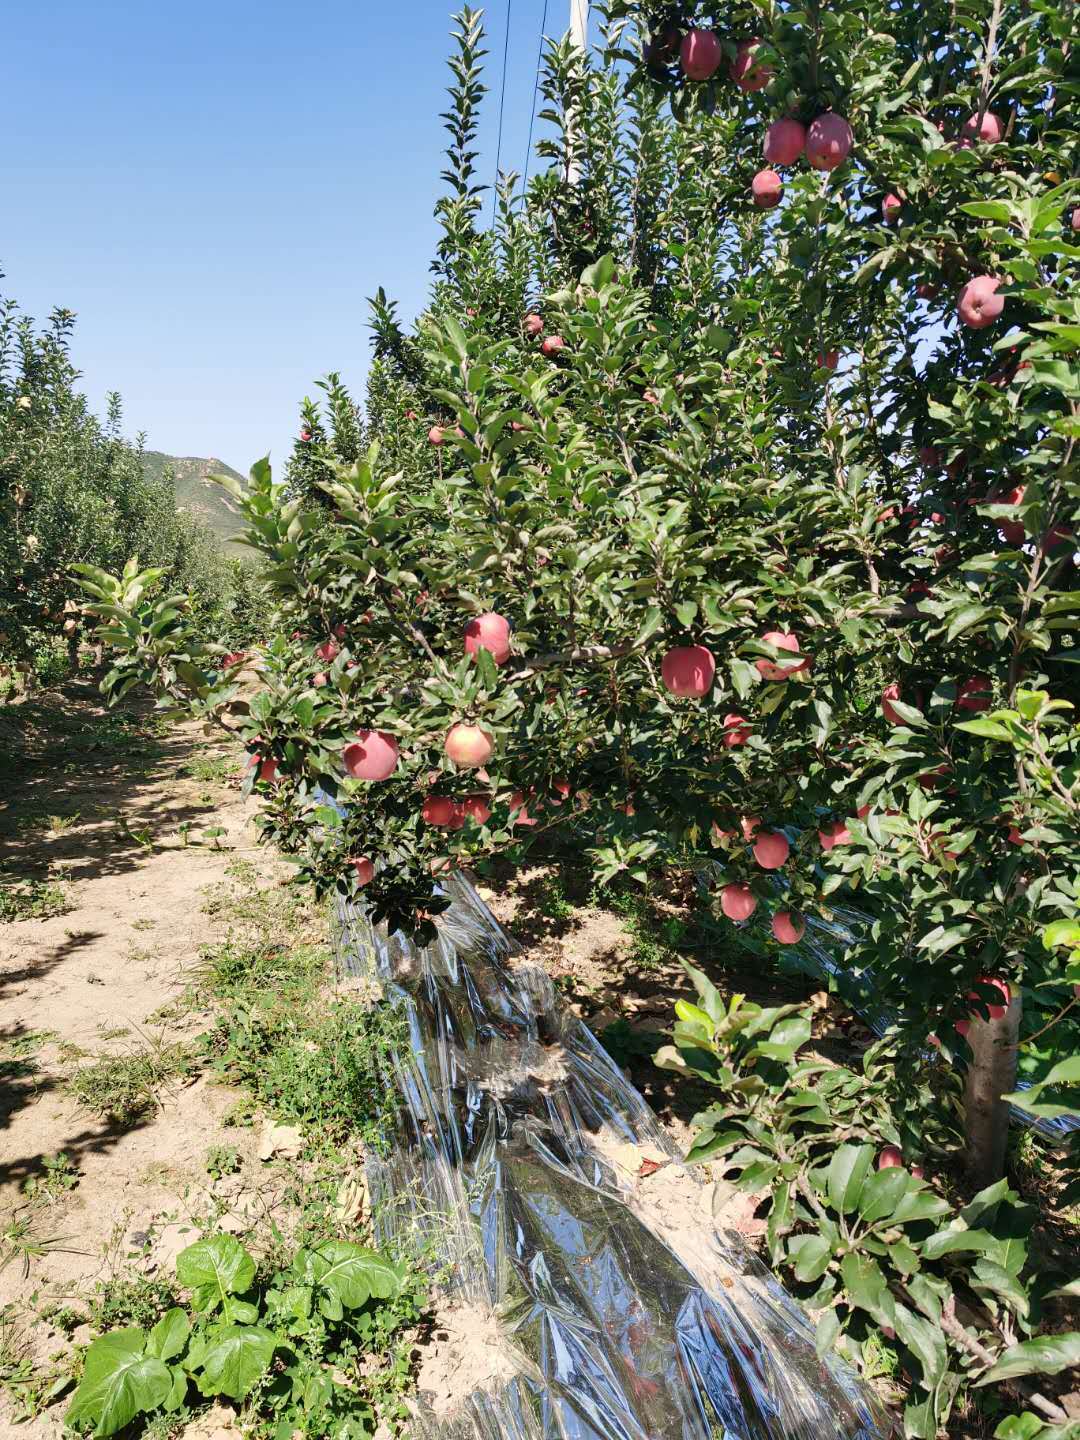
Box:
[335,872,896,1440]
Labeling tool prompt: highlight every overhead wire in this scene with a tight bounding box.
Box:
[492,0,513,222]
[521,0,550,196]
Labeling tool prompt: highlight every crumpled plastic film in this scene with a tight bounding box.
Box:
[334,871,896,1440]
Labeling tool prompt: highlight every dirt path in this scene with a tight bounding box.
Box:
[0,681,285,1434]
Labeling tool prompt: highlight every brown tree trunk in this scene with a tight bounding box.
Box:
[964,988,1021,1189]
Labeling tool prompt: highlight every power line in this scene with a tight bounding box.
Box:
[492,0,512,222]
[521,0,550,197]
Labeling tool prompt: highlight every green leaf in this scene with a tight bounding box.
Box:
[815,1309,841,1357]
[839,1253,896,1330]
[827,1144,875,1214]
[858,1167,912,1223]
[303,1241,402,1308]
[65,1330,172,1438]
[146,1308,190,1363]
[993,1417,1045,1440]
[788,1233,833,1283]
[977,1333,1080,1385]
[176,1236,256,1313]
[195,1325,278,1401]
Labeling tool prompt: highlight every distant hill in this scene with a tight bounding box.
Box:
[142,452,248,547]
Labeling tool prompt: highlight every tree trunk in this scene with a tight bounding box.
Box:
[964,989,1021,1188]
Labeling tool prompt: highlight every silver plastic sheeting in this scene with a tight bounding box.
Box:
[334,872,895,1440]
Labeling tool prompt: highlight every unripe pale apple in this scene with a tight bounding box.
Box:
[722,713,751,747]
[956,676,992,712]
[464,611,512,665]
[755,630,803,680]
[351,857,375,886]
[877,1146,903,1170]
[957,276,1004,329]
[344,731,399,781]
[961,110,1004,144]
[764,116,805,166]
[445,724,495,767]
[731,39,772,92]
[541,335,565,357]
[661,644,716,697]
[805,112,853,170]
[819,819,851,851]
[428,425,446,445]
[751,168,783,208]
[753,830,790,869]
[721,882,757,921]
[882,193,902,223]
[771,910,805,944]
[422,795,458,828]
[679,28,723,81]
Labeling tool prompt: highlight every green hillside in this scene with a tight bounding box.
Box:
[142,452,248,546]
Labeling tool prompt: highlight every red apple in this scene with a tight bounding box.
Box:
[248,755,278,784]
[877,1146,903,1170]
[313,671,328,687]
[771,910,805,944]
[751,168,783,208]
[916,283,939,300]
[428,425,446,446]
[351,857,375,886]
[679,28,723,81]
[806,112,853,170]
[422,795,459,828]
[998,484,1026,544]
[464,611,512,665]
[882,193,903,223]
[1072,209,1080,233]
[508,789,538,827]
[764,116,806,167]
[315,639,339,664]
[445,724,495,768]
[740,815,761,841]
[956,676,992,712]
[455,795,487,826]
[722,713,751,747]
[961,110,1004,145]
[755,630,803,680]
[343,731,400,781]
[300,429,312,442]
[753,830,790,870]
[881,682,904,726]
[958,276,1004,330]
[819,819,851,851]
[721,882,757,921]
[970,975,1011,1020]
[541,335,565,357]
[523,313,544,336]
[817,349,839,371]
[918,445,942,469]
[731,39,772,92]
[661,644,716,697]
[911,1165,925,1180]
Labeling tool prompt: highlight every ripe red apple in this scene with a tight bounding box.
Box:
[722,713,751,747]
[428,425,446,446]
[351,857,375,886]
[764,116,806,166]
[731,39,772,92]
[221,651,247,669]
[956,676,992,712]
[523,313,544,336]
[916,283,939,300]
[464,611,512,665]
[877,1146,903,1170]
[313,671,329,688]
[249,755,278,784]
[911,1164,925,1180]
[405,409,417,420]
[805,112,853,170]
[753,830,790,870]
[445,724,495,768]
[771,910,805,944]
[508,790,538,827]
[755,630,803,680]
[751,168,783,208]
[958,276,1004,329]
[882,193,903,223]
[918,765,950,791]
[300,428,312,442]
[998,484,1026,544]
[643,387,660,404]
[679,28,723,81]
[422,795,459,828]
[1006,825,1025,847]
[881,682,904,726]
[315,639,339,664]
[644,22,682,65]
[1072,209,1080,233]
[918,445,942,469]
[550,779,571,805]
[661,644,716,697]
[343,731,400,781]
[970,975,1011,1020]
[817,349,839,371]
[961,110,1004,144]
[819,819,851,851]
[721,882,757,921]
[458,794,489,825]
[541,335,566,358]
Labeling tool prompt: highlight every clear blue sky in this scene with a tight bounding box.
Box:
[1,0,570,473]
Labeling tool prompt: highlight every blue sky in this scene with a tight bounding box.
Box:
[1,0,566,473]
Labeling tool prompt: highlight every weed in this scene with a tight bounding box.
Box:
[204,1144,241,1180]
[180,752,233,784]
[0,1304,72,1419]
[22,1153,79,1205]
[46,812,81,835]
[67,1037,196,1125]
[0,876,70,922]
[0,1211,77,1278]
[88,1274,180,1332]
[131,917,155,931]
